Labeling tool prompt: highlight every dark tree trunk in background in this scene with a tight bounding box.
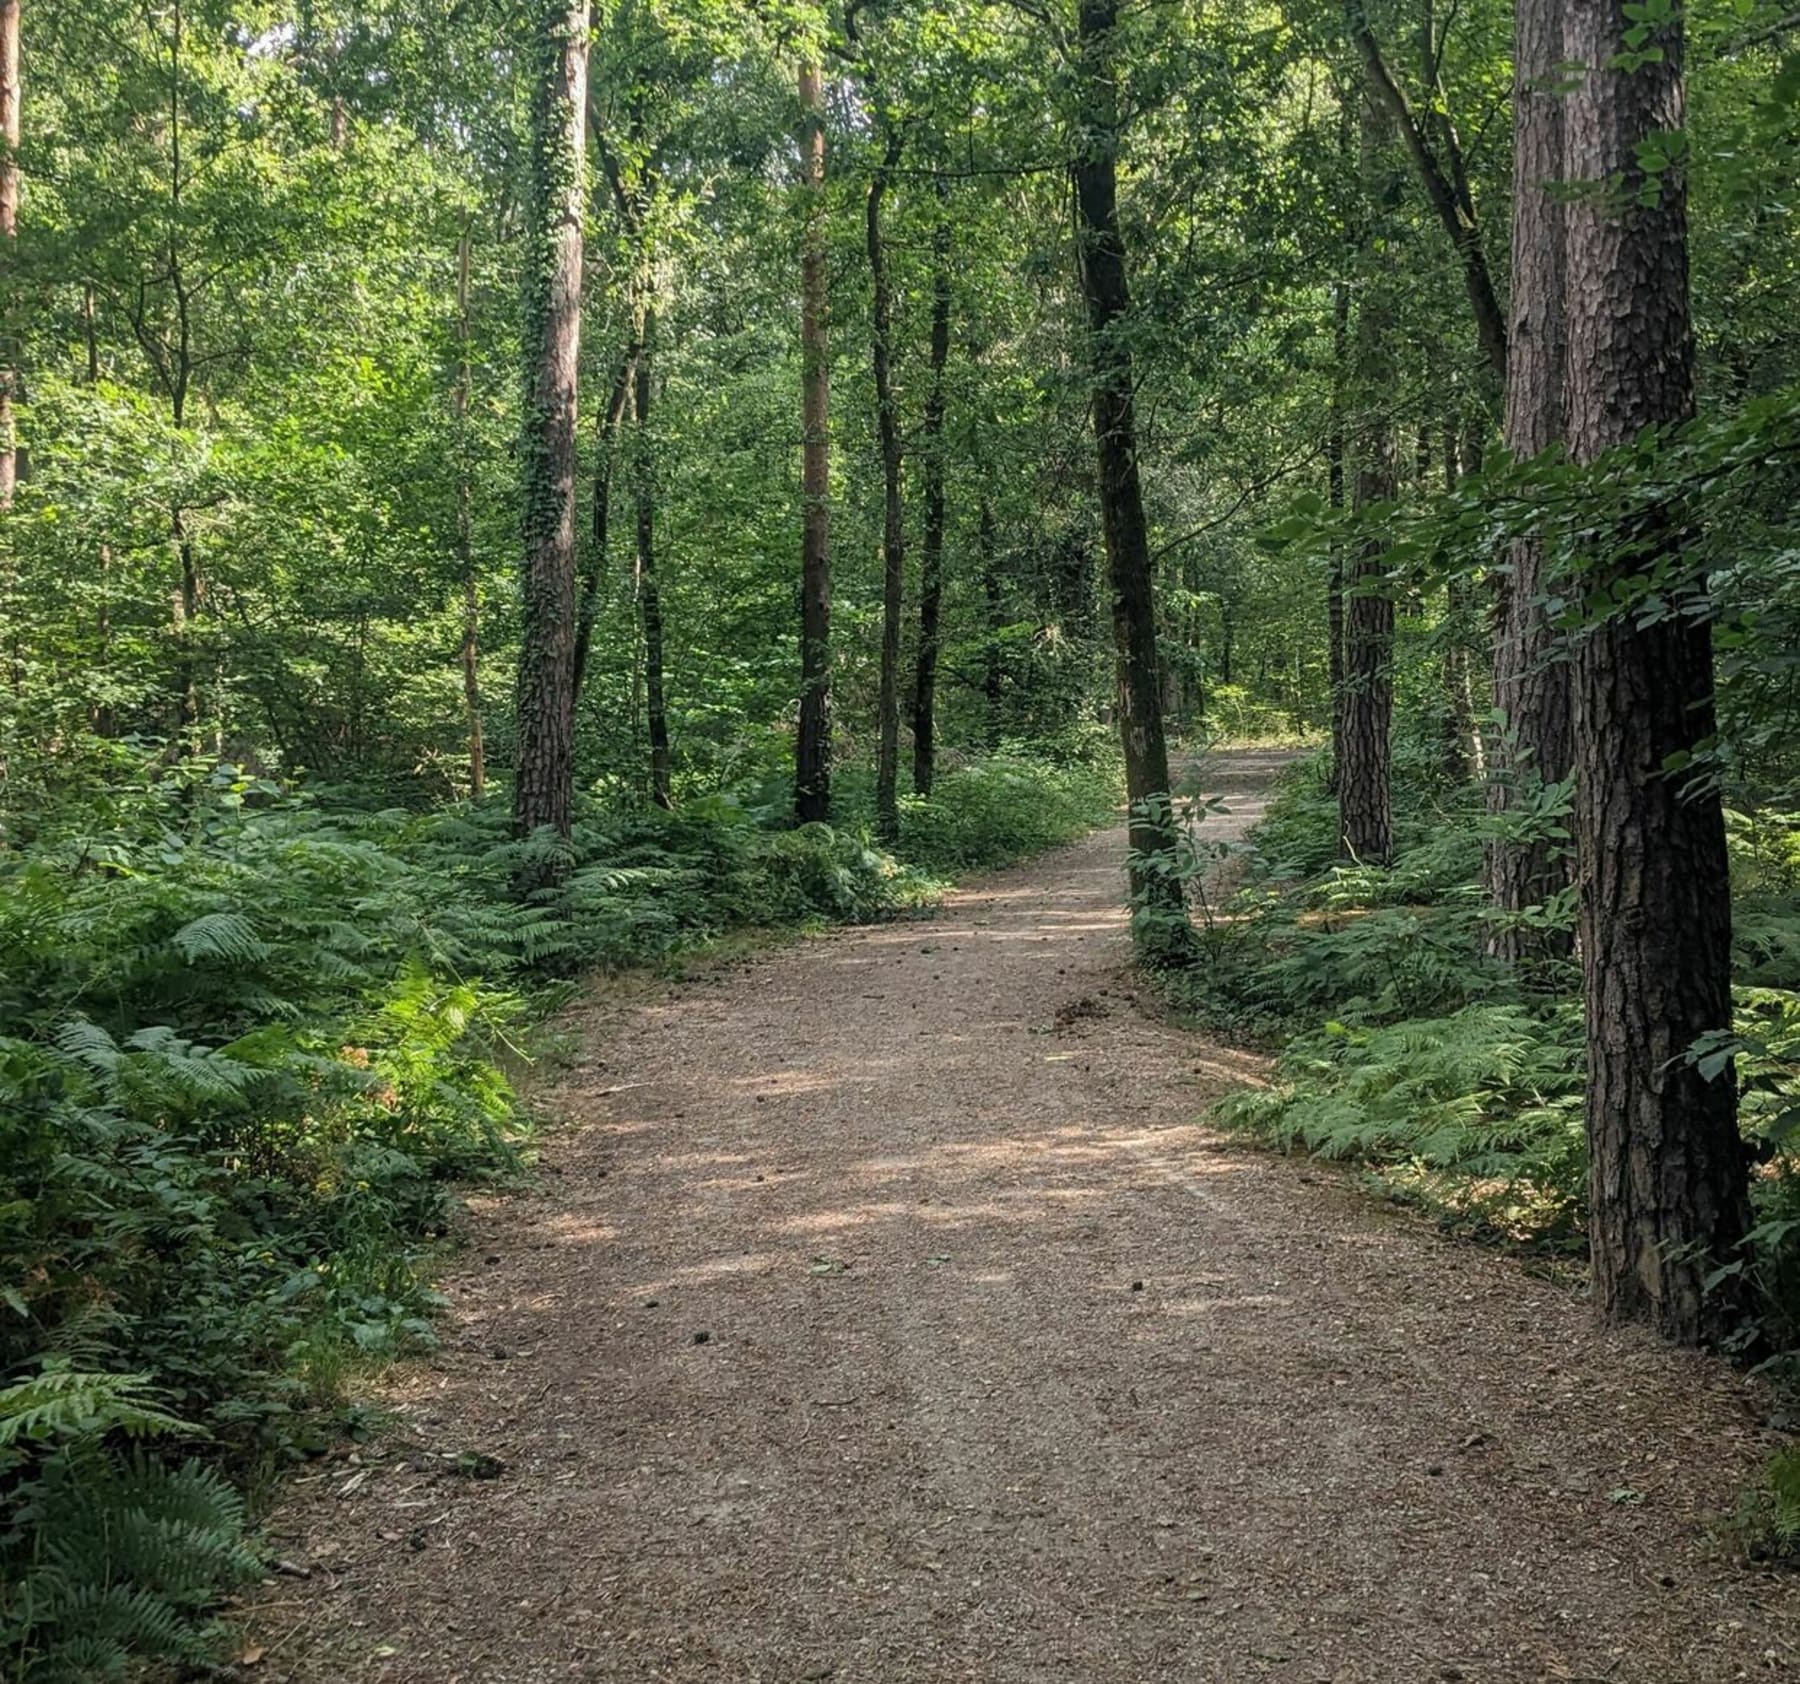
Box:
[912,203,952,799]
[1072,0,1190,955]
[867,124,905,840]
[574,343,637,698]
[1564,0,1748,1345]
[634,304,672,810]
[795,59,833,825]
[1350,5,1507,386]
[453,231,485,799]
[1339,98,1395,865]
[512,0,587,859]
[1327,274,1350,795]
[1487,0,1575,963]
[1439,425,1482,785]
[980,494,1004,746]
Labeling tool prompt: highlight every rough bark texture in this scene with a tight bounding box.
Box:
[0,0,17,511]
[1564,0,1748,1345]
[1487,0,1575,963]
[1339,99,1396,865]
[512,0,587,856]
[1072,0,1189,953]
[911,207,952,800]
[794,61,832,826]
[868,126,905,841]
[634,306,672,810]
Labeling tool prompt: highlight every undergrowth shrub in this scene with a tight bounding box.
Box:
[1189,749,1800,1385]
[0,743,1105,1672]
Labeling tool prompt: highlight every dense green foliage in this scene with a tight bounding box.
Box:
[1188,753,1800,1370]
[8,0,1800,1659]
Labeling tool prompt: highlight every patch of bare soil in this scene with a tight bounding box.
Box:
[250,750,1796,1683]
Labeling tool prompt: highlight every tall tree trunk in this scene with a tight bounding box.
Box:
[1565,0,1748,1345]
[980,494,1003,746]
[912,202,952,799]
[794,60,833,825]
[1326,274,1350,795]
[0,0,17,511]
[867,124,905,841]
[1437,426,1483,783]
[1072,0,1190,957]
[1487,0,1575,962]
[512,0,588,860]
[634,302,672,809]
[1339,97,1396,864]
[453,230,486,799]
[574,343,637,698]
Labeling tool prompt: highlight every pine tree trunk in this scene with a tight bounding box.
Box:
[912,205,952,800]
[1339,101,1396,865]
[1488,0,1575,962]
[794,60,833,825]
[512,0,587,860]
[1564,0,1748,1345]
[867,125,904,841]
[634,303,672,810]
[1072,0,1189,956]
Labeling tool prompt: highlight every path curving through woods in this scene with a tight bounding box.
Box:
[255,750,1795,1683]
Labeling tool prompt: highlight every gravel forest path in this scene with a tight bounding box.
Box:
[256,750,1796,1684]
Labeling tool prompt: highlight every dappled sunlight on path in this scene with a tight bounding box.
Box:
[254,751,1795,1684]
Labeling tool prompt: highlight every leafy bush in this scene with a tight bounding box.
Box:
[896,751,1118,875]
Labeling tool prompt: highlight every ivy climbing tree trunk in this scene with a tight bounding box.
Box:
[1487,0,1574,964]
[912,202,952,799]
[1339,97,1396,865]
[512,0,588,861]
[1564,0,1749,1345]
[867,122,905,841]
[1071,0,1190,956]
[794,58,832,825]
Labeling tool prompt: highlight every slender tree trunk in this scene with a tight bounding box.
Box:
[912,202,952,800]
[453,231,486,799]
[980,494,1003,746]
[574,343,636,699]
[1349,4,1507,385]
[1487,0,1575,962]
[0,0,18,511]
[1072,0,1190,956]
[634,302,672,809]
[1339,97,1396,864]
[1565,0,1748,1345]
[512,0,588,860]
[1327,274,1350,795]
[794,60,832,825]
[867,124,905,840]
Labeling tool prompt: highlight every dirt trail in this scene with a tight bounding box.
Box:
[258,750,1795,1683]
